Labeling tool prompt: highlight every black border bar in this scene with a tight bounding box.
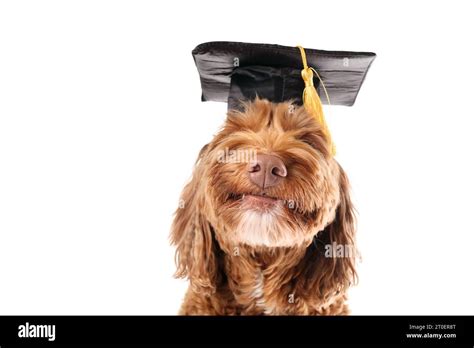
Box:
[0,315,473,346]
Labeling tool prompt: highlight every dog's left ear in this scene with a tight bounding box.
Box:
[300,164,357,302]
[327,164,358,289]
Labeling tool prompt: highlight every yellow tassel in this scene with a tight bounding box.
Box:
[297,45,336,156]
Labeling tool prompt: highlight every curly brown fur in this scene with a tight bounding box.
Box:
[171,98,357,315]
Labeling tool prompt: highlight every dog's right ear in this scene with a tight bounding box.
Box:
[170,144,219,295]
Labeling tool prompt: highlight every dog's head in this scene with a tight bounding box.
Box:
[171,98,356,295]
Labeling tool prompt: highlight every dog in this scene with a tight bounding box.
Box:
[171,98,357,315]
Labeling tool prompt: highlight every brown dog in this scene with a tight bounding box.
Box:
[171,98,357,315]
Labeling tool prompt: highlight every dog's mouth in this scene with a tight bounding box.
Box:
[227,192,283,211]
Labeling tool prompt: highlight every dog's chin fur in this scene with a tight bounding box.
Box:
[171,98,357,315]
[232,205,312,248]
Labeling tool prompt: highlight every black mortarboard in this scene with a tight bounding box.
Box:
[192,41,375,108]
[192,41,376,155]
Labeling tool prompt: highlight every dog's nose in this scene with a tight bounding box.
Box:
[248,154,287,189]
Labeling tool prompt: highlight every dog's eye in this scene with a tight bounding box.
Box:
[301,138,318,150]
[300,132,325,152]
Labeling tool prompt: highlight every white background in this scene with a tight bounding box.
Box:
[1,0,473,315]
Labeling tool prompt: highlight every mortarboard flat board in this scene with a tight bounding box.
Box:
[192,41,376,110]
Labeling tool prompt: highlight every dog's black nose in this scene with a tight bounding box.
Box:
[248,154,287,189]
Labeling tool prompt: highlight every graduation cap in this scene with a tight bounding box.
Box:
[192,41,376,155]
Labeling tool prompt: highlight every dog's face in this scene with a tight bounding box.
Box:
[200,99,342,248]
[171,98,356,295]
